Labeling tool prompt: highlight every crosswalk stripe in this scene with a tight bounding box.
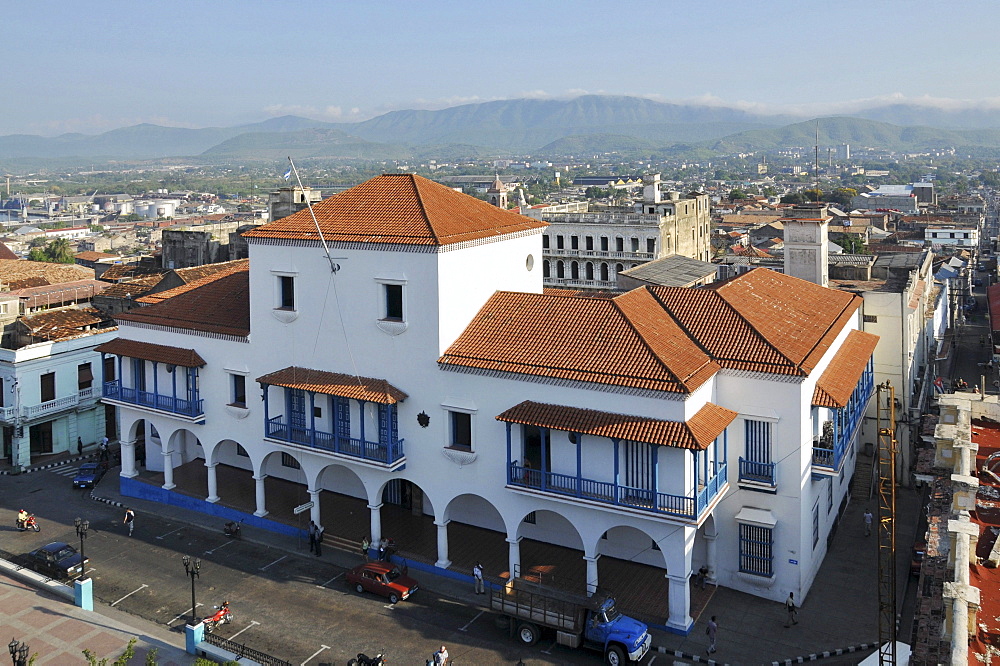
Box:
[51,467,79,476]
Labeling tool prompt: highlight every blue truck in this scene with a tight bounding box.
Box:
[490,577,651,665]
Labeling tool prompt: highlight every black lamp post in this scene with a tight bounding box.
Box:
[74,517,89,580]
[182,555,200,625]
[8,638,29,666]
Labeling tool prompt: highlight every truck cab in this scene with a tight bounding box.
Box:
[582,597,651,665]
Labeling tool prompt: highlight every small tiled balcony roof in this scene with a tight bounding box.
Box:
[496,400,738,451]
[256,366,407,405]
[95,338,206,367]
[812,329,879,408]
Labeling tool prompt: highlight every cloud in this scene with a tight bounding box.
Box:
[262,104,370,121]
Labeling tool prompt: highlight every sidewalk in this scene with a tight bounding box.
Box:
[0,571,192,665]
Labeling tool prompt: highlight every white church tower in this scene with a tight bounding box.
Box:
[782,203,830,287]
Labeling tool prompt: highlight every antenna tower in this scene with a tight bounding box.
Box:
[875,381,897,664]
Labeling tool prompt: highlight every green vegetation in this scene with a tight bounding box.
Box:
[28,238,75,263]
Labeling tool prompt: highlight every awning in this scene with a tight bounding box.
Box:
[495,400,737,451]
[812,330,879,408]
[94,338,206,368]
[734,507,777,528]
[256,366,407,405]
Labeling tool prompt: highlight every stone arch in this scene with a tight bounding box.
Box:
[208,438,251,467]
[514,508,585,586]
[165,427,203,467]
[600,263,609,282]
[441,494,510,577]
[315,462,367,499]
[592,523,669,570]
[542,260,550,278]
[556,260,565,279]
[570,261,579,280]
[585,262,594,280]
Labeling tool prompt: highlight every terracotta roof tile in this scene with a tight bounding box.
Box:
[116,270,249,337]
[20,307,114,341]
[98,275,163,299]
[496,400,738,450]
[8,279,109,308]
[0,243,18,260]
[256,366,407,405]
[137,260,249,305]
[0,259,93,285]
[243,173,546,246]
[95,338,205,367]
[98,264,166,282]
[75,251,119,261]
[812,329,879,407]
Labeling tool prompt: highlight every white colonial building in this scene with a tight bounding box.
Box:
[99,174,876,633]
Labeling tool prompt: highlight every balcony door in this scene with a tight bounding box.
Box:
[622,440,655,503]
[288,389,307,429]
[132,359,146,392]
[522,425,550,481]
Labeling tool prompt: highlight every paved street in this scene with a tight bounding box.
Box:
[1,466,614,665]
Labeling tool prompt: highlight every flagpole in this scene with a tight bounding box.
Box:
[286,156,338,273]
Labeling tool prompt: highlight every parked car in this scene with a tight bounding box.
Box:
[346,561,418,604]
[73,461,108,488]
[911,540,926,577]
[26,542,88,580]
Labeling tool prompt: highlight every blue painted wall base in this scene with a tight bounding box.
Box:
[74,577,93,611]
[185,622,204,654]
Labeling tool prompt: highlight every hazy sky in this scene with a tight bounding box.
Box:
[6,0,998,136]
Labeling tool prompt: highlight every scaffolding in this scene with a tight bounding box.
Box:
[875,382,897,664]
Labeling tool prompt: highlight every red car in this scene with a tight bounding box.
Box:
[346,561,418,604]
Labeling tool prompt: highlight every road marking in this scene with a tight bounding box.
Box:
[541,639,556,655]
[459,610,485,632]
[300,644,329,666]
[259,555,287,571]
[204,540,235,555]
[316,572,343,588]
[155,526,184,540]
[110,584,148,607]
[647,656,656,664]
[228,620,259,640]
[168,603,204,625]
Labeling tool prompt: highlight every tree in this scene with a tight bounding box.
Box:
[827,187,858,207]
[835,235,867,254]
[802,188,823,202]
[780,191,806,205]
[46,238,74,263]
[729,188,749,201]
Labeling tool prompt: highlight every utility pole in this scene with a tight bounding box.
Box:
[875,382,897,665]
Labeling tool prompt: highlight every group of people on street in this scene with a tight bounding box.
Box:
[307,521,325,556]
[701,591,799,655]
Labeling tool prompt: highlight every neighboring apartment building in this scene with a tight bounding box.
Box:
[925,225,979,248]
[99,174,876,634]
[531,174,711,290]
[851,185,920,213]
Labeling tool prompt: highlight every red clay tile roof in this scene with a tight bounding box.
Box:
[20,307,113,340]
[441,269,864,393]
[95,338,206,367]
[496,400,738,450]
[75,251,119,262]
[0,243,18,260]
[812,329,879,407]
[440,289,717,393]
[256,366,407,405]
[243,173,546,246]
[9,279,109,308]
[97,274,163,299]
[116,271,249,337]
[98,264,166,283]
[137,260,249,305]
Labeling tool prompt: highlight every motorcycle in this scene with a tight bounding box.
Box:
[15,514,39,532]
[347,651,385,666]
[203,602,232,634]
[223,520,242,539]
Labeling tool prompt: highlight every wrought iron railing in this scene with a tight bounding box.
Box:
[202,633,291,666]
[738,457,776,486]
[265,416,404,465]
[102,380,203,417]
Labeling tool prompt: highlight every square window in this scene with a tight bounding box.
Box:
[230,374,246,408]
[738,523,773,577]
[281,452,300,469]
[278,275,295,310]
[571,236,579,250]
[40,372,55,403]
[385,284,403,321]
[542,235,550,249]
[585,236,594,251]
[450,411,472,451]
[313,406,322,418]
[556,235,564,250]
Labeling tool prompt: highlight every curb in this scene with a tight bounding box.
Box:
[90,491,125,508]
[650,640,878,665]
[0,454,94,476]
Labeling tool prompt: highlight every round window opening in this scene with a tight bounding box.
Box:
[526,254,535,271]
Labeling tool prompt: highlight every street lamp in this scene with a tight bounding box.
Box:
[8,638,29,666]
[74,517,89,580]
[182,555,200,625]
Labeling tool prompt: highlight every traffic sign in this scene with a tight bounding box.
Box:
[293,501,314,515]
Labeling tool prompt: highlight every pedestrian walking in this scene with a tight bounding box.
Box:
[99,437,110,462]
[706,615,718,654]
[473,561,484,594]
[784,592,798,627]
[308,520,317,553]
[696,564,709,589]
[314,525,324,557]
[76,437,83,456]
[432,645,449,665]
[361,536,370,561]
[123,508,135,537]
[863,508,873,537]
[378,537,388,561]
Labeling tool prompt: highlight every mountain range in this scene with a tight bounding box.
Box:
[4,95,1000,164]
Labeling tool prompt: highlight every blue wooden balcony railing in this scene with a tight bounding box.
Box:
[103,379,203,417]
[507,461,726,520]
[265,415,405,465]
[738,457,776,486]
[812,359,875,473]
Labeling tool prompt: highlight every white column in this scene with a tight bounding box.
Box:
[507,536,522,579]
[666,573,693,632]
[308,489,321,526]
[584,555,600,597]
[705,533,718,584]
[120,439,138,479]
[253,474,268,517]
[161,449,175,490]
[205,462,219,503]
[368,503,382,544]
[434,520,451,569]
